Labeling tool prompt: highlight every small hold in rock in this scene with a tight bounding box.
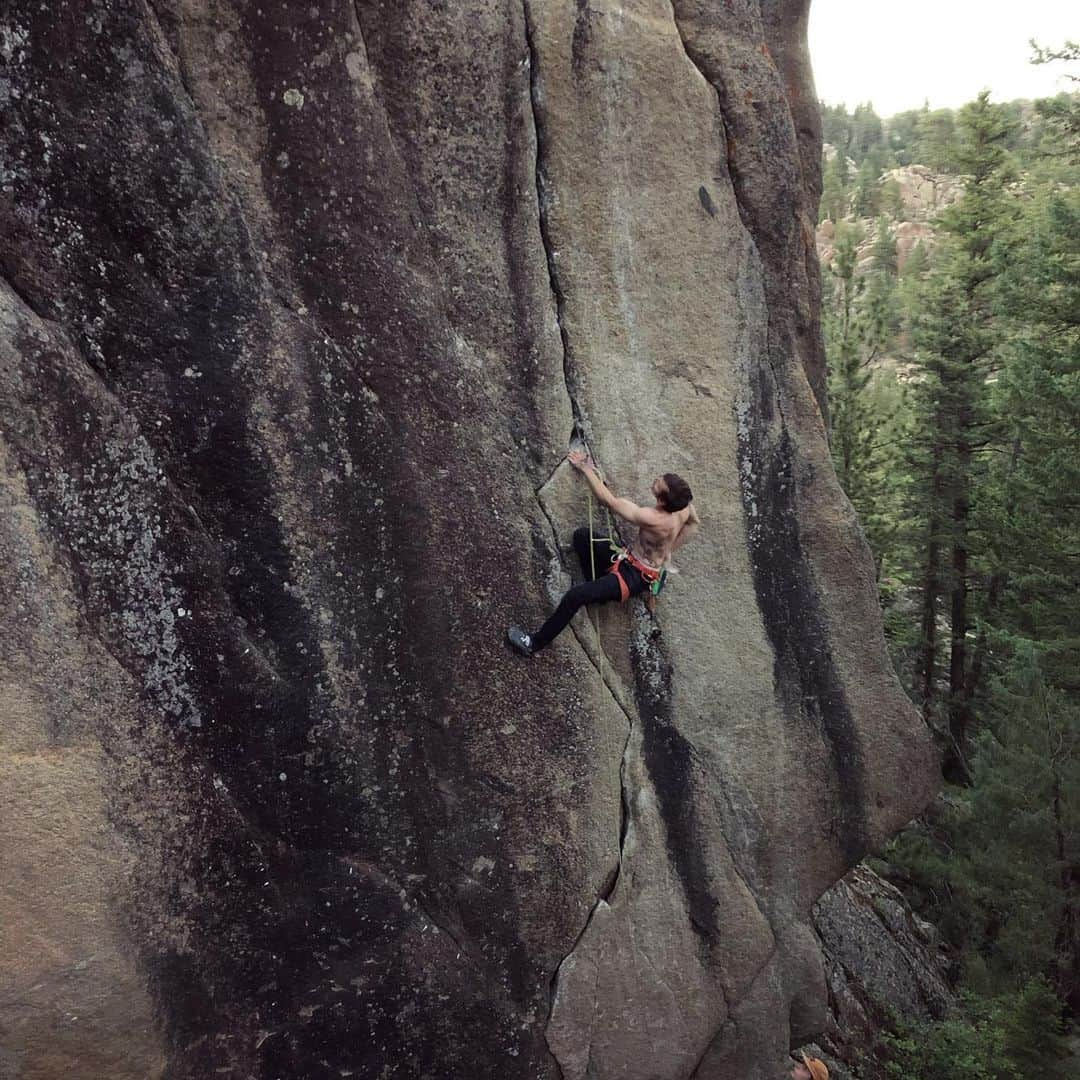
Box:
[698,185,718,217]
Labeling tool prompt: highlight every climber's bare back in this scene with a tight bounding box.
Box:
[631,503,697,568]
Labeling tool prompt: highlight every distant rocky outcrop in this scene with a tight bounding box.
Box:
[1,3,937,1078]
[816,162,959,273]
[892,219,935,271]
[881,164,963,220]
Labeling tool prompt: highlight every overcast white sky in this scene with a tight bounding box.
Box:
[808,0,1076,116]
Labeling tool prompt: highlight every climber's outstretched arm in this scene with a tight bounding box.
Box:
[567,451,655,525]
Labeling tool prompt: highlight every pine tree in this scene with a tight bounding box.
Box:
[821,149,851,222]
[882,176,906,219]
[916,108,959,171]
[826,221,869,496]
[840,80,1080,1070]
[906,94,1019,771]
[965,653,1080,1009]
[861,217,900,352]
[906,250,957,728]
[853,148,885,218]
[1031,41,1080,153]
[901,239,929,280]
[1001,977,1070,1078]
[824,215,909,572]
[980,186,1080,689]
[820,100,854,154]
[985,180,1080,1008]
[887,108,924,166]
[851,101,885,160]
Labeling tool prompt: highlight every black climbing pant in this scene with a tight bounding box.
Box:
[529,527,648,652]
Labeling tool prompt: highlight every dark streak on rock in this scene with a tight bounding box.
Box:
[571,0,594,76]
[739,368,867,866]
[632,628,719,948]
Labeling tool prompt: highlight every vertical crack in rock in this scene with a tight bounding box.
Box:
[535,480,636,953]
[521,2,637,1048]
[531,474,636,990]
[533,481,635,721]
[668,5,868,867]
[522,0,585,439]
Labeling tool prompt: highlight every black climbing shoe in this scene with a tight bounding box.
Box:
[507,626,535,657]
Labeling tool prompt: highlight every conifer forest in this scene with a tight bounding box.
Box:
[818,45,1079,1079]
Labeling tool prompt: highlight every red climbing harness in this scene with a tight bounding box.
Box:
[608,547,664,603]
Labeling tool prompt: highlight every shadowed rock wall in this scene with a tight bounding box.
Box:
[0,2,937,1078]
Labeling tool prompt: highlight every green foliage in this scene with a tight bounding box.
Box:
[819,101,889,166]
[822,101,856,154]
[822,88,1077,172]
[916,108,959,172]
[887,108,924,165]
[937,651,1078,991]
[824,221,868,492]
[988,185,1080,688]
[883,1008,1007,1080]
[823,216,909,569]
[822,150,852,222]
[853,152,885,217]
[852,102,886,160]
[893,93,1021,771]
[1001,976,1071,1073]
[861,218,900,352]
[881,982,1068,1080]
[882,177,905,219]
[1030,41,1080,155]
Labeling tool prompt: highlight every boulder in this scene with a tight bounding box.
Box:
[813,865,954,1077]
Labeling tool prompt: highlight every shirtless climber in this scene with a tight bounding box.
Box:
[791,1052,829,1080]
[507,450,699,657]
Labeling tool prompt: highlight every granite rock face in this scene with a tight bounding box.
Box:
[0,3,937,1078]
